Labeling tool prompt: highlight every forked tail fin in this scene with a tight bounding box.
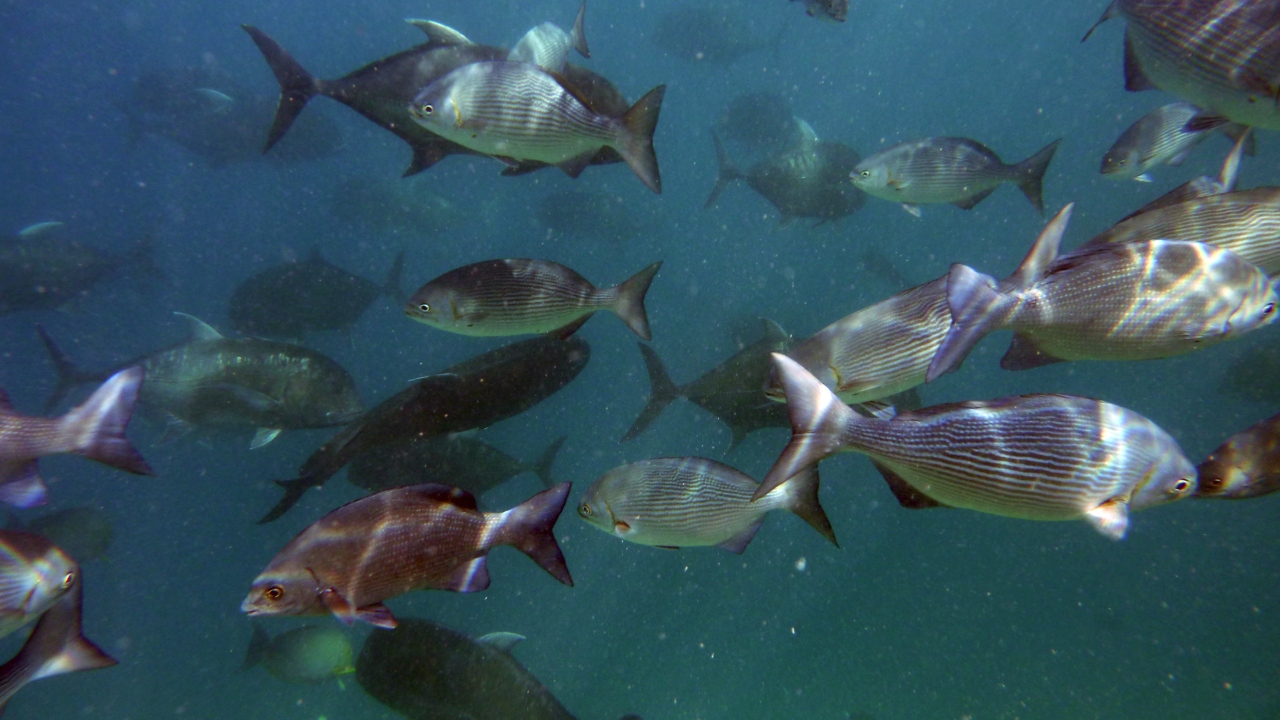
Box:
[622,343,682,441]
[609,261,663,341]
[61,367,153,477]
[491,483,573,587]
[616,85,666,194]
[1013,139,1061,216]
[241,25,322,152]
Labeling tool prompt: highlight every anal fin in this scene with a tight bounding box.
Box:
[999,334,1066,371]
[440,556,491,593]
[952,186,996,210]
[873,461,944,509]
[0,463,49,508]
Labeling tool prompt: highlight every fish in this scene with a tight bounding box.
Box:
[624,318,792,448]
[706,129,866,225]
[356,618,642,720]
[227,249,405,339]
[241,483,573,628]
[928,205,1280,381]
[578,458,837,552]
[329,174,462,235]
[347,434,565,497]
[1220,343,1280,406]
[241,25,627,177]
[240,624,354,684]
[405,259,662,340]
[0,230,158,315]
[715,93,805,158]
[16,222,64,238]
[508,1,590,72]
[0,571,115,712]
[39,315,364,450]
[118,66,343,165]
[1083,0,1280,131]
[22,507,113,564]
[535,190,659,244]
[1104,126,1250,221]
[0,530,77,640]
[793,0,849,22]
[651,5,778,64]
[850,137,1060,216]
[409,61,666,193]
[1195,412,1280,500]
[260,335,589,523]
[767,278,951,404]
[758,354,1198,539]
[1081,187,1280,275]
[0,367,151,509]
[1101,102,1251,182]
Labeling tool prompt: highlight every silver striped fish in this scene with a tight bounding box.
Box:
[1083,187,1280,274]
[409,61,665,193]
[0,530,76,640]
[767,278,950,404]
[578,457,836,552]
[508,1,590,72]
[405,259,662,340]
[1195,412,1280,499]
[757,354,1197,539]
[1101,101,1249,182]
[850,137,1060,216]
[927,205,1280,380]
[1084,0,1280,130]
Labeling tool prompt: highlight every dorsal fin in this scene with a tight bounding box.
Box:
[173,312,223,341]
[546,69,600,115]
[409,483,479,512]
[759,318,790,345]
[1011,204,1072,288]
[403,19,473,45]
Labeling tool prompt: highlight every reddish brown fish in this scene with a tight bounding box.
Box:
[0,366,152,508]
[1196,412,1280,499]
[242,483,573,628]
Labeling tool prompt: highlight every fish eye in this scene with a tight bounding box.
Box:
[1172,478,1192,494]
[578,503,592,517]
[419,104,434,116]
[61,571,74,589]
[1263,303,1275,316]
[1202,475,1223,489]
[265,586,285,601]
[419,303,431,313]
[860,170,871,178]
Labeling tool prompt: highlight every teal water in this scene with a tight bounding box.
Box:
[1,0,1277,718]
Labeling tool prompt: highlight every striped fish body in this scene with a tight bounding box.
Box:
[0,530,76,640]
[1101,102,1216,179]
[578,457,835,551]
[508,1,589,72]
[769,277,950,404]
[1109,0,1280,130]
[406,258,661,339]
[850,137,1058,214]
[760,355,1197,538]
[1196,411,1280,499]
[1083,188,1280,274]
[241,484,573,628]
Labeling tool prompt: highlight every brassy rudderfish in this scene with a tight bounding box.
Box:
[928,205,1280,381]
[1195,412,1280,500]
[850,137,1059,217]
[347,434,564,498]
[759,354,1197,539]
[242,483,573,628]
[0,367,151,508]
[21,507,113,564]
[578,458,837,552]
[0,227,157,315]
[406,259,662,340]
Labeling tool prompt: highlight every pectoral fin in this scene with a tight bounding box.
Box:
[0,464,49,509]
[899,203,922,218]
[1123,31,1156,92]
[355,603,398,629]
[1085,499,1129,540]
[477,632,525,653]
[250,428,282,449]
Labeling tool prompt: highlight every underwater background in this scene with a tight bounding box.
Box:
[1,0,1278,718]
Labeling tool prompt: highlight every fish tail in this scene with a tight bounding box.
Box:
[753,354,859,502]
[616,85,666,194]
[60,367,153,477]
[384,250,406,303]
[704,132,741,209]
[529,435,567,489]
[257,477,315,524]
[926,264,1008,382]
[570,0,590,58]
[492,483,573,587]
[238,625,270,672]
[1080,0,1119,42]
[241,25,321,152]
[1012,139,1060,216]
[1220,124,1257,158]
[0,581,115,711]
[774,464,839,547]
[34,324,110,414]
[609,261,663,341]
[622,343,682,441]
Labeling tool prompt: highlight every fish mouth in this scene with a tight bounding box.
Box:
[240,597,260,614]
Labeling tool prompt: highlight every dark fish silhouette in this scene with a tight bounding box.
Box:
[260,335,590,523]
[0,229,158,315]
[535,190,659,244]
[651,6,777,64]
[0,572,115,712]
[240,624,354,684]
[242,483,573,628]
[706,130,865,225]
[1196,412,1280,499]
[0,367,151,508]
[356,618,642,720]
[715,92,803,158]
[624,318,791,449]
[405,259,662,339]
[347,434,565,497]
[0,530,77,640]
[22,507,113,564]
[39,315,363,450]
[227,249,404,338]
[794,0,848,22]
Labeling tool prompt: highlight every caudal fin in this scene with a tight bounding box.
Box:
[616,85,665,194]
[753,354,859,502]
[771,464,839,547]
[570,0,590,58]
[704,132,742,209]
[35,325,107,413]
[241,25,321,152]
[492,483,573,587]
[257,477,315,524]
[609,261,663,341]
[528,436,567,489]
[622,343,683,442]
[238,625,271,672]
[1012,139,1061,215]
[61,367,153,477]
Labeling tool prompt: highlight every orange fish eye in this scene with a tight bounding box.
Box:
[265,586,285,601]
[61,571,74,589]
